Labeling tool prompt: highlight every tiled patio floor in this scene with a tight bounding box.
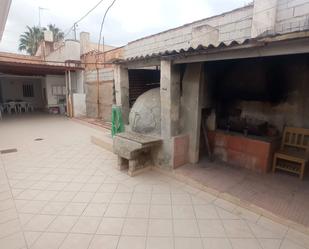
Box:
[175,159,309,229]
[0,114,309,249]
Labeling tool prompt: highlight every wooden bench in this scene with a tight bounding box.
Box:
[113,131,162,176]
[272,127,309,179]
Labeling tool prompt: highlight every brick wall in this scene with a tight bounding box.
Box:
[124,5,254,59]
[276,0,309,33]
[207,130,281,173]
[82,47,124,71]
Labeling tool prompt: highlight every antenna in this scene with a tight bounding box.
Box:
[38,7,48,28]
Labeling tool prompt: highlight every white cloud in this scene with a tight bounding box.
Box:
[0,0,248,53]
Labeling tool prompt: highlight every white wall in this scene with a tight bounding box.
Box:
[44,74,86,116]
[75,70,84,94]
[46,40,81,62]
[44,75,66,107]
[0,76,44,108]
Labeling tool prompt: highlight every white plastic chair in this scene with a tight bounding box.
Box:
[2,103,7,114]
[26,103,34,112]
[19,102,27,113]
[7,102,17,114]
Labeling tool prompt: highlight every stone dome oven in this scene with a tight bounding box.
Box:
[129,88,161,135]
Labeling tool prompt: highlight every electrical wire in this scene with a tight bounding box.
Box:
[94,0,117,118]
[97,0,117,53]
[63,0,106,38]
[64,0,291,42]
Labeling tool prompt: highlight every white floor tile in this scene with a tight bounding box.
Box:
[117,236,146,249]
[175,237,203,249]
[97,217,124,235]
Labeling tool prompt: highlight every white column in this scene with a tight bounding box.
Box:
[160,60,180,138]
[75,70,84,94]
[153,60,181,168]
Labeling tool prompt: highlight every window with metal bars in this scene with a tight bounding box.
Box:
[22,84,34,97]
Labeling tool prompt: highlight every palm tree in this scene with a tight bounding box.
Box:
[18,24,64,55]
[18,26,43,55]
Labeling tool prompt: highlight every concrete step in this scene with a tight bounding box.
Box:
[91,134,113,152]
[72,117,112,131]
[89,121,112,130]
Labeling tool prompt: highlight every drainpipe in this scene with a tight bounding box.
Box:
[68,70,73,117]
[42,41,46,61]
[65,71,69,117]
[102,37,105,69]
[96,58,100,119]
[95,37,106,120]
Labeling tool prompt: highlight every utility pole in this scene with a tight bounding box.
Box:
[73,23,77,40]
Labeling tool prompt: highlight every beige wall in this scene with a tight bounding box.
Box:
[82,48,124,121]
[73,93,86,117]
[85,68,115,121]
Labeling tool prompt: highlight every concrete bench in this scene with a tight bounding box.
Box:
[113,131,162,176]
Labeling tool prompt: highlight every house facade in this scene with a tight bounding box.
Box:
[38,31,124,121]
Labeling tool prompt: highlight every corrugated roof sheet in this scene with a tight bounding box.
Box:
[123,30,309,62]
[124,38,253,62]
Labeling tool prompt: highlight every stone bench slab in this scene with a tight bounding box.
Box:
[113,131,162,176]
[113,131,161,160]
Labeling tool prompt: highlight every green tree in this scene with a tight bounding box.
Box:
[18,26,43,55]
[18,24,64,55]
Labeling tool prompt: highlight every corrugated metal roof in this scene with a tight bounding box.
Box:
[122,30,309,62]
[124,38,253,62]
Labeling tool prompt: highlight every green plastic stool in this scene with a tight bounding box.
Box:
[111,105,124,137]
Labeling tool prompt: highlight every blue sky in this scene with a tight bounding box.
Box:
[0,0,251,53]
